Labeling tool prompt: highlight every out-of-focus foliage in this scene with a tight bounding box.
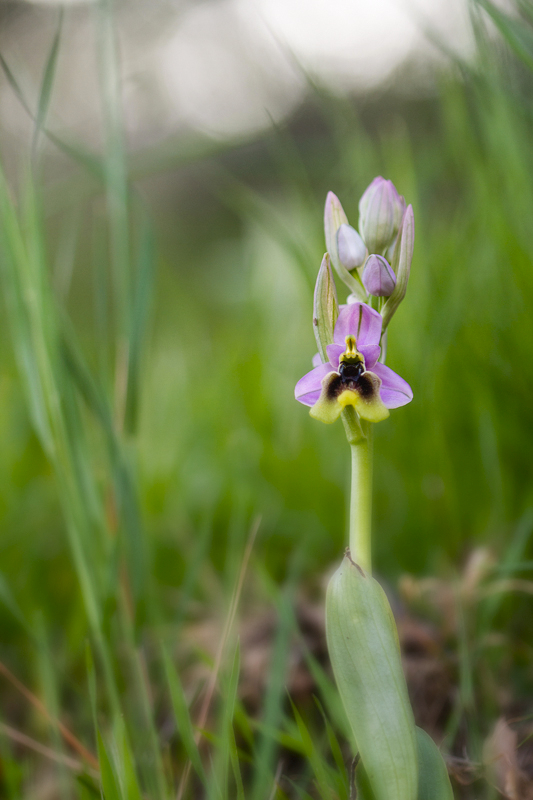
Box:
[1,0,533,797]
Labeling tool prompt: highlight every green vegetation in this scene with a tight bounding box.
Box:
[1,1,533,797]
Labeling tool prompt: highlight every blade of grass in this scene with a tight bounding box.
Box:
[124,209,154,435]
[35,613,70,800]
[221,644,245,800]
[176,516,260,800]
[0,167,122,717]
[0,54,103,177]
[118,587,168,799]
[0,572,32,634]
[163,645,208,788]
[32,9,64,159]
[313,697,349,797]
[288,699,333,799]
[96,730,123,800]
[95,0,132,433]
[475,0,533,70]
[250,587,295,800]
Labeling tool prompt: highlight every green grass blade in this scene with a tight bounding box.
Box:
[124,212,154,435]
[0,571,31,634]
[313,697,349,796]
[289,699,333,799]
[0,53,33,117]
[95,0,132,374]
[32,9,64,158]
[163,645,207,787]
[96,730,123,800]
[223,644,245,800]
[250,588,295,800]
[114,722,144,800]
[475,0,533,70]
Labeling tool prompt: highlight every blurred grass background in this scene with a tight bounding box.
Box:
[1,0,533,797]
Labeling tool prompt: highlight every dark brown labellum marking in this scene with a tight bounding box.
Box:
[355,372,375,398]
[326,374,343,399]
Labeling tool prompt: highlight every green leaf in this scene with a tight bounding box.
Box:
[355,730,453,800]
[415,728,454,800]
[326,554,418,800]
[313,253,339,363]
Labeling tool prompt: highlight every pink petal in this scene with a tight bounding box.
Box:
[326,344,344,370]
[358,344,381,369]
[312,352,322,368]
[295,363,333,407]
[372,363,413,408]
[333,302,382,348]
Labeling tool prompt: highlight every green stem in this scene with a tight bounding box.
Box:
[349,422,373,573]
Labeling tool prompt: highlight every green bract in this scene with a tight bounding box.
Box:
[382,204,415,330]
[313,253,339,362]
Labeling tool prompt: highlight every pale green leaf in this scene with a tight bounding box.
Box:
[415,728,454,800]
[326,554,418,800]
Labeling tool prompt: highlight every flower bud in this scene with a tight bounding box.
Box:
[362,254,396,297]
[324,192,366,302]
[336,224,366,270]
[358,177,406,255]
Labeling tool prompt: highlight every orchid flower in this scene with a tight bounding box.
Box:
[294,301,412,424]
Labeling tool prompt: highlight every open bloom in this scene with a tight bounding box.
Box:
[295,303,412,424]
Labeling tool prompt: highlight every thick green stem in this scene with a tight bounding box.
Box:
[349,422,373,573]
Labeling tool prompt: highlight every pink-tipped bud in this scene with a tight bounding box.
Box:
[358,177,406,255]
[362,254,396,297]
[336,224,366,270]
